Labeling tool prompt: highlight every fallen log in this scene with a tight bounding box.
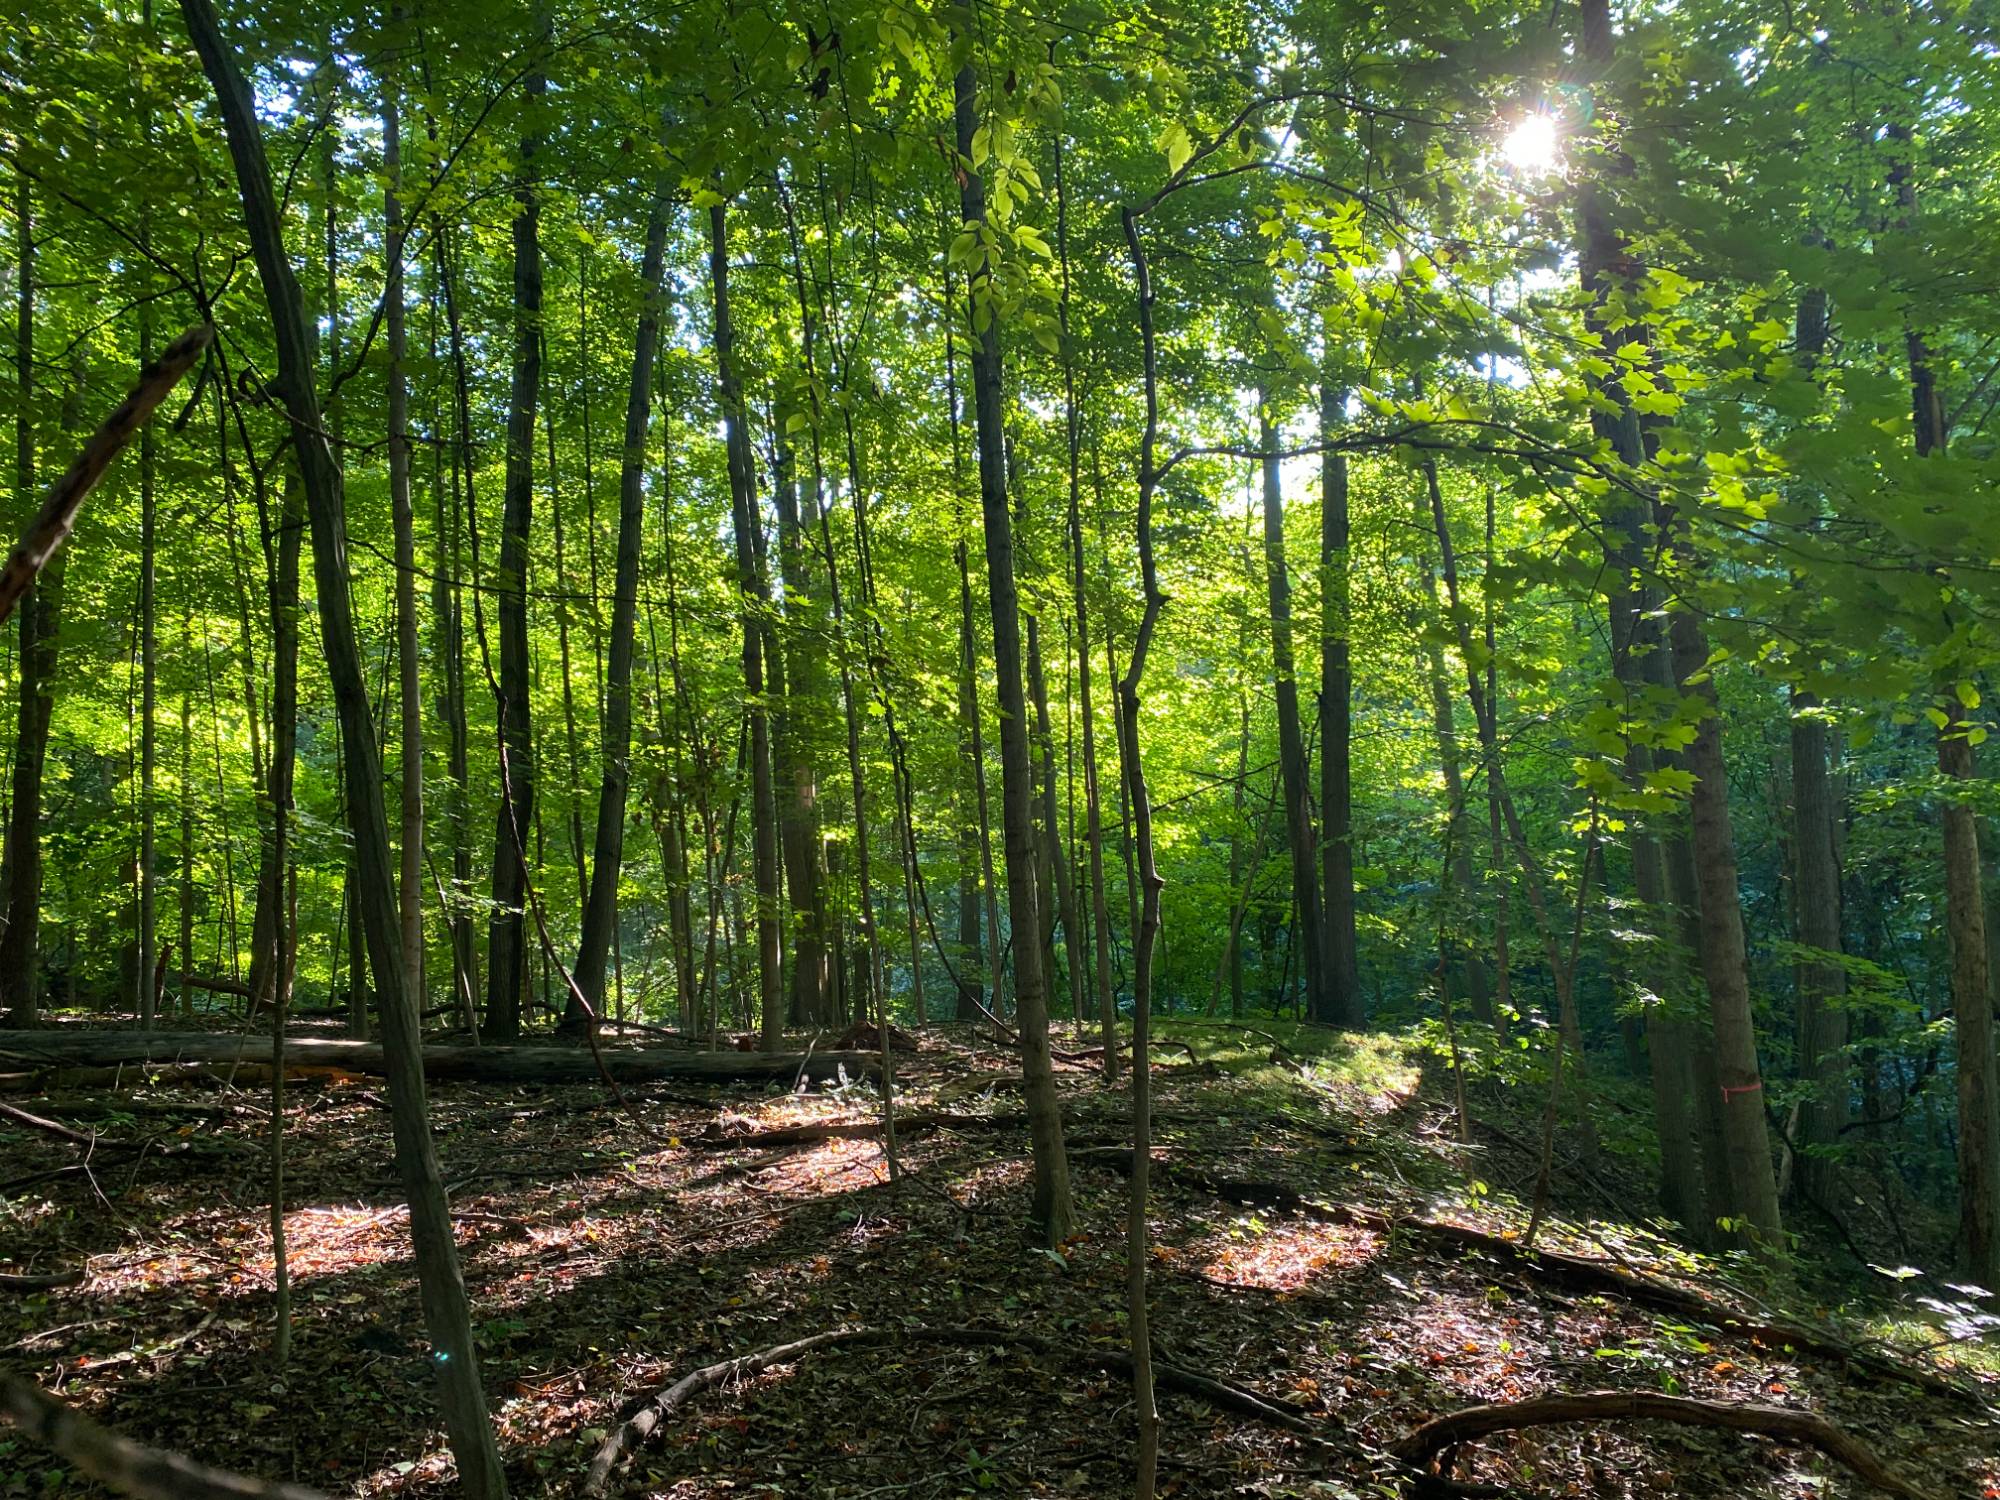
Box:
[0,1268,83,1293]
[0,1033,878,1086]
[582,1324,1341,1495]
[693,1111,1025,1148]
[0,1061,313,1094]
[1393,1389,1934,1500]
[1,1374,329,1500]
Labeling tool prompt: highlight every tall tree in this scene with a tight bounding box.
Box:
[179,0,507,1489]
[708,201,783,1051]
[1258,398,1325,1021]
[953,55,1071,1244]
[572,150,673,1028]
[485,16,547,1043]
[0,171,58,1029]
[1317,373,1363,1027]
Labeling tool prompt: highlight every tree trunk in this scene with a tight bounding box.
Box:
[138,308,156,1030]
[1575,0,1711,1233]
[436,235,478,1027]
[957,538,1005,1020]
[1791,689,1847,1206]
[1118,198,1170,1500]
[1941,702,2000,1284]
[1420,585,1492,1028]
[1669,601,1783,1252]
[181,4,509,1490]
[955,58,1070,1245]
[0,173,57,1029]
[572,155,671,1026]
[1029,614,1084,1024]
[706,203,783,1052]
[384,74,423,1009]
[1258,402,1325,1021]
[1317,378,1363,1026]
[485,35,545,1044]
[771,435,830,1025]
[1051,117,1116,1070]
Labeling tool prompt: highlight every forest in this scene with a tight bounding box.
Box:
[0,0,1998,1495]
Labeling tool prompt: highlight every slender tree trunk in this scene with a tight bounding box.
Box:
[181,2,508,1489]
[384,69,423,1007]
[138,311,156,1029]
[1573,0,1706,1233]
[958,539,1005,1019]
[955,619,985,1022]
[942,269,1005,1024]
[1029,615,1084,1025]
[1941,701,2000,1283]
[1258,402,1324,1021]
[652,408,699,1031]
[436,235,478,1025]
[548,388,588,919]
[1791,687,1847,1206]
[178,594,194,1018]
[1419,586,1493,1028]
[955,58,1070,1244]
[485,33,546,1044]
[707,203,783,1051]
[770,435,830,1024]
[1667,598,1783,1251]
[0,171,56,1029]
[572,153,671,1024]
[1316,377,1363,1026]
[1117,199,1169,1500]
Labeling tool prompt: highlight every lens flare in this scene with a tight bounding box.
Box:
[1503,113,1559,172]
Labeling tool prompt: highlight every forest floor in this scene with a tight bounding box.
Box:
[2,1016,1997,1500]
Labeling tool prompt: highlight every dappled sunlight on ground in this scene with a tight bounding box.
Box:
[1182,1215,1381,1291]
[4,1028,1994,1500]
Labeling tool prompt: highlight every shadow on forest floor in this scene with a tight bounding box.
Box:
[2,1016,1996,1499]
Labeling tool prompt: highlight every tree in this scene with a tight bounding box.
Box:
[179,1,507,1489]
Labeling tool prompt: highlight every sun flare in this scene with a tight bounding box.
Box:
[1503,112,1560,172]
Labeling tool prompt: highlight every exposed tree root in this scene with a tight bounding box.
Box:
[581,1324,1342,1495]
[1,1374,329,1500]
[1393,1389,1935,1500]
